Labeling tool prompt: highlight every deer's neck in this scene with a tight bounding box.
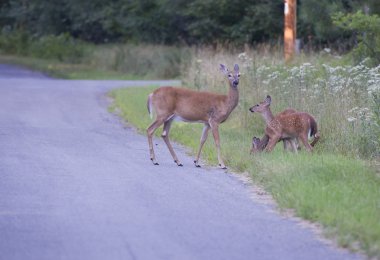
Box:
[261,109,275,124]
[226,86,239,113]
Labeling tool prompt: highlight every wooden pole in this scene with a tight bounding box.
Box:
[284,0,296,62]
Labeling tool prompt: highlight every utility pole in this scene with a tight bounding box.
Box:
[284,0,297,62]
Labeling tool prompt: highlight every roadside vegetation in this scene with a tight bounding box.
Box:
[0,33,190,79]
[109,45,380,257]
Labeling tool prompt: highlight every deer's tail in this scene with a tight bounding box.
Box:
[147,93,153,119]
[309,117,320,147]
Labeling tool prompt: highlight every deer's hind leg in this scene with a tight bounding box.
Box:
[194,123,210,167]
[147,117,166,165]
[299,133,313,152]
[161,118,183,166]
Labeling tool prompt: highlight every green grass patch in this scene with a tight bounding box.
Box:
[0,55,139,79]
[110,86,380,258]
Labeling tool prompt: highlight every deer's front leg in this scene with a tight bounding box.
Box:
[194,124,210,167]
[209,121,226,169]
[162,118,183,166]
[265,136,280,152]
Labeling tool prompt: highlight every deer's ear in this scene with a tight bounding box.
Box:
[219,64,228,74]
[265,95,272,105]
[234,64,239,73]
[252,137,260,146]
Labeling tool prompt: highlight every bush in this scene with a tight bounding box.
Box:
[28,33,87,63]
[0,31,87,63]
[333,11,380,66]
[89,44,192,79]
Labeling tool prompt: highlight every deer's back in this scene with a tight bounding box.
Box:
[267,112,315,137]
[152,86,227,122]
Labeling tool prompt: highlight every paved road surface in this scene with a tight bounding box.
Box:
[0,64,362,260]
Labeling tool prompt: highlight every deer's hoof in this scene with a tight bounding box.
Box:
[219,164,227,170]
[151,158,159,165]
[194,160,201,168]
[174,160,183,167]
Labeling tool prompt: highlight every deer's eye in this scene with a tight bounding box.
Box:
[238,74,241,77]
[228,74,232,77]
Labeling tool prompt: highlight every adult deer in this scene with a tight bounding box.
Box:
[249,96,320,152]
[147,64,240,169]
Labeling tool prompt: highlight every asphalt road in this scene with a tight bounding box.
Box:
[0,64,362,260]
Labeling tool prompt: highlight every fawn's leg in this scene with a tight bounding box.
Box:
[299,134,313,152]
[265,136,280,152]
[289,138,298,153]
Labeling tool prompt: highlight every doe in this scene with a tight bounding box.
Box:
[147,64,240,169]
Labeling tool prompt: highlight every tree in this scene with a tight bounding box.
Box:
[333,10,380,65]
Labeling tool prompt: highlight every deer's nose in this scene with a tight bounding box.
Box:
[233,80,239,86]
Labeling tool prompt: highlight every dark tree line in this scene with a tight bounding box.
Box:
[0,0,379,47]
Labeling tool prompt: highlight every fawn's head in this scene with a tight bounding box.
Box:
[250,137,261,154]
[249,95,271,113]
[220,64,240,88]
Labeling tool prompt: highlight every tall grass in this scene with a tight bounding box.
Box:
[86,44,191,79]
[0,32,191,79]
[181,48,380,159]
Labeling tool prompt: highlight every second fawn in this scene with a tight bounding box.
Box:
[249,96,320,152]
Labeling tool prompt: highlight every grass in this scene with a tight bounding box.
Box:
[0,55,141,79]
[110,86,380,258]
[0,33,191,79]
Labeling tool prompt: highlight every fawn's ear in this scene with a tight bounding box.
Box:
[252,137,260,146]
[264,95,272,105]
[234,64,239,73]
[220,64,228,75]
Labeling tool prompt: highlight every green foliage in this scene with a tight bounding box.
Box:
[0,31,87,62]
[333,11,380,65]
[89,44,191,79]
[1,0,379,47]
[0,42,191,79]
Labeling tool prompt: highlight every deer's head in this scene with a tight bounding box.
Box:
[220,64,240,88]
[249,95,271,113]
[250,136,261,154]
